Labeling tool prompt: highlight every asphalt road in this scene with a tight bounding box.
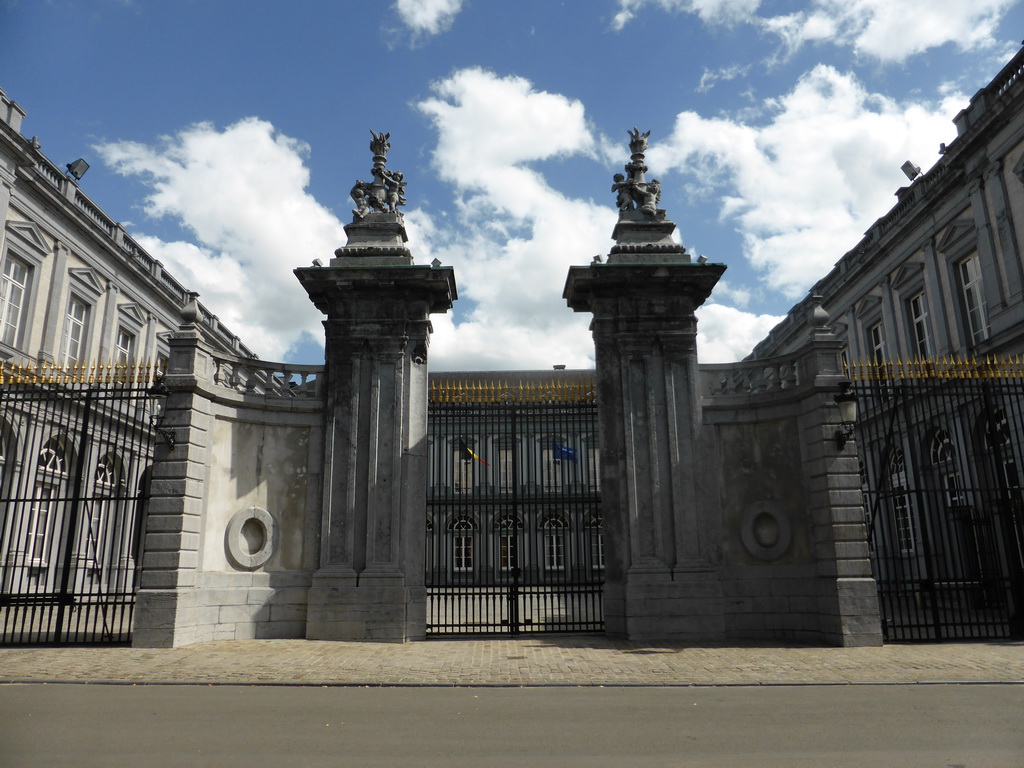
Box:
[1,683,1022,767]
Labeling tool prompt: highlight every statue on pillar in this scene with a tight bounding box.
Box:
[351,130,407,221]
[612,127,662,218]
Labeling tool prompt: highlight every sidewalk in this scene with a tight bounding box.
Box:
[2,636,1023,686]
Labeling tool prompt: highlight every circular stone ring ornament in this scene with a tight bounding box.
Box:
[225,506,277,570]
[739,500,792,561]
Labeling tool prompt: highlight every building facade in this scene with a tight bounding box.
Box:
[0,87,253,643]
[750,48,1024,641]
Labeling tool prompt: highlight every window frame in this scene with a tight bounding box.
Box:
[957,253,989,347]
[0,256,30,349]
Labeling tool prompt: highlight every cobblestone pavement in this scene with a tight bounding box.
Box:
[1,636,1023,686]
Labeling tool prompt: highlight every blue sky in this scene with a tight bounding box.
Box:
[2,0,1021,369]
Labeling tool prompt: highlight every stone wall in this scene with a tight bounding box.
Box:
[132,327,324,647]
[700,334,881,645]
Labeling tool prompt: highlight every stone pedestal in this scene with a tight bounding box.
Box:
[564,210,726,641]
[295,212,455,641]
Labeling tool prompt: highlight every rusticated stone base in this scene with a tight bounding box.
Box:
[305,570,425,642]
[604,569,726,642]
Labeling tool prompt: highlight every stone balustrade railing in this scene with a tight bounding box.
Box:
[210,354,324,400]
[700,350,805,399]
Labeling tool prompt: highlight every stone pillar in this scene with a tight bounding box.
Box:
[133,299,214,647]
[295,211,455,641]
[800,326,883,646]
[564,206,726,641]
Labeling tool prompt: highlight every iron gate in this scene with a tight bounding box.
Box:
[426,377,603,635]
[0,364,155,645]
[852,358,1024,641]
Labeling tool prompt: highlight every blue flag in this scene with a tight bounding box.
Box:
[553,442,578,463]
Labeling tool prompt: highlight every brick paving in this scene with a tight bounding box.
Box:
[1,636,1023,686]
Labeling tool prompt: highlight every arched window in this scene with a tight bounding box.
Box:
[94,453,122,493]
[541,514,569,571]
[930,429,965,509]
[448,515,477,572]
[85,453,124,569]
[29,436,70,565]
[38,436,67,475]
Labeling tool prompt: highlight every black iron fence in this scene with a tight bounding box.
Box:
[426,378,603,635]
[0,362,157,645]
[851,357,1024,641]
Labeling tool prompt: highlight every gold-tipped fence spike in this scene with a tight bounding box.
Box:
[848,355,1024,382]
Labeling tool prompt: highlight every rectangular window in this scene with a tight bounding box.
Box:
[942,473,967,509]
[907,293,931,358]
[959,255,989,345]
[62,296,89,365]
[868,322,886,365]
[499,448,514,493]
[588,448,601,491]
[544,532,565,570]
[115,326,135,366]
[892,493,916,553]
[542,450,563,491]
[0,258,29,347]
[453,534,473,572]
[28,488,53,565]
[498,533,515,571]
[590,530,604,570]
[454,456,473,494]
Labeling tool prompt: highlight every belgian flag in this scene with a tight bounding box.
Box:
[460,439,490,466]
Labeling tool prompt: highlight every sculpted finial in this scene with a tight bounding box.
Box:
[627,127,650,156]
[613,128,661,218]
[351,131,406,222]
[369,130,391,159]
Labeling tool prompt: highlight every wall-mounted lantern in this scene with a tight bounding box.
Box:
[834,381,858,450]
[147,376,176,450]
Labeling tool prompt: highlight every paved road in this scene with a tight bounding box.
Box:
[2,683,1022,767]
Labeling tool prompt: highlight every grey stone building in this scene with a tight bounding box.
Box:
[748,48,1024,641]
[751,47,1024,364]
[0,87,256,643]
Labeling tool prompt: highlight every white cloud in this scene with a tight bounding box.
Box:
[651,65,965,298]
[761,0,1018,62]
[96,118,345,360]
[416,69,611,370]
[613,0,1018,62]
[395,0,463,36]
[613,0,761,29]
[697,303,784,362]
[697,64,751,94]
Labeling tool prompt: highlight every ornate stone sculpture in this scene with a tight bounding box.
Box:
[350,130,407,221]
[612,127,662,218]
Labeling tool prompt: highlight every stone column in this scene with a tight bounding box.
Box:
[132,298,214,647]
[564,206,726,641]
[295,211,455,641]
[800,324,882,646]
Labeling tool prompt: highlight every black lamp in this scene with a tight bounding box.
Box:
[147,377,176,450]
[834,381,858,450]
